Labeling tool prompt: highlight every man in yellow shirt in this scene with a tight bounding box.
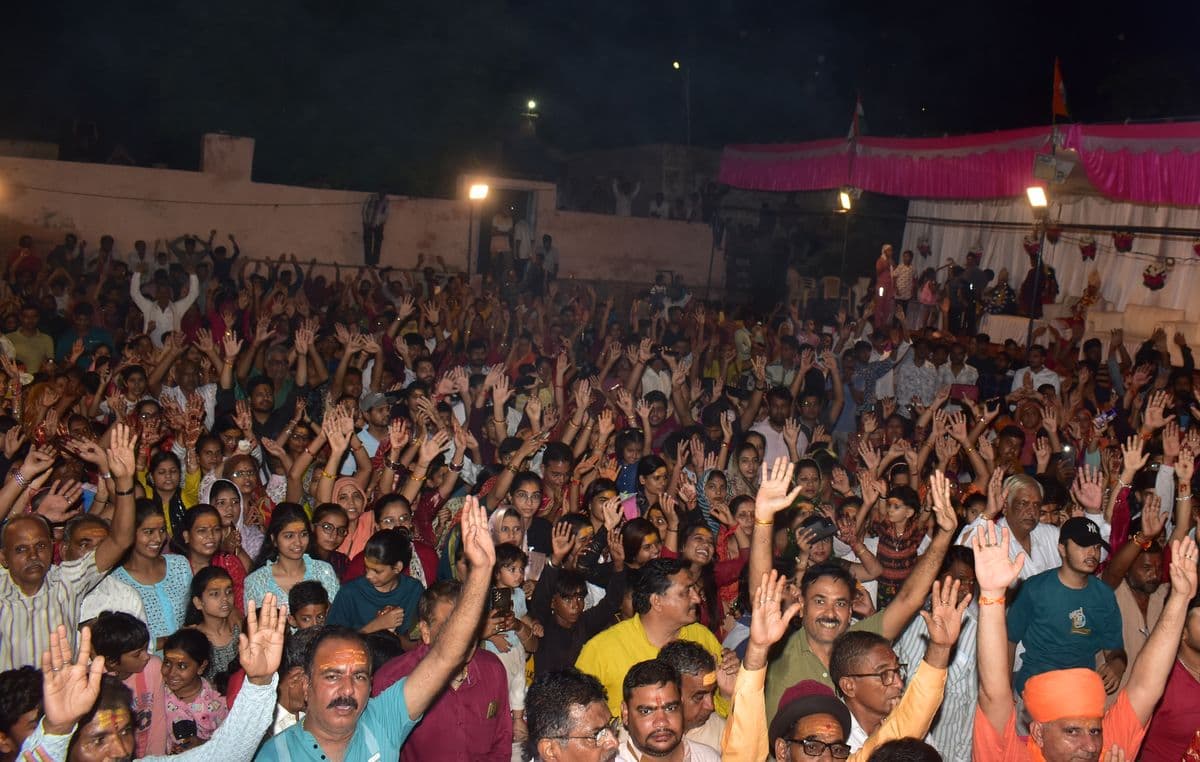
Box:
[576,558,726,716]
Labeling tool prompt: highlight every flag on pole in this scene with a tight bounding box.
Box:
[847,94,866,141]
[1052,58,1069,118]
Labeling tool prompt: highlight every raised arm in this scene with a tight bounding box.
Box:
[401,495,493,717]
[94,423,138,572]
[973,521,1026,736]
[748,458,804,602]
[1124,536,1198,724]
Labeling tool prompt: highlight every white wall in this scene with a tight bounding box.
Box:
[0,155,720,288]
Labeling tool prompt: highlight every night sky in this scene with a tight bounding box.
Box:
[6,0,1198,196]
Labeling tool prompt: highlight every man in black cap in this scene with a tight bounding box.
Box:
[768,680,853,761]
[1006,516,1126,697]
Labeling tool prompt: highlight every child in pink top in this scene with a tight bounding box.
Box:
[161,628,229,752]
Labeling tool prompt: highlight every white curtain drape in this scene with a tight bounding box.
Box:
[900,195,1200,321]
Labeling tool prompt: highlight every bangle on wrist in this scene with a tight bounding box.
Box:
[320,470,336,480]
[1177,494,1192,501]
[11,471,28,490]
[114,485,136,496]
[978,593,1006,606]
[754,517,774,526]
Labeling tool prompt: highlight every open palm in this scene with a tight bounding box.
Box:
[970,520,1024,592]
[749,571,802,649]
[755,458,802,520]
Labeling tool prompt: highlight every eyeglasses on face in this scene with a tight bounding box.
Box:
[318,522,349,537]
[513,490,542,502]
[842,664,907,686]
[784,738,852,758]
[231,469,257,479]
[547,716,620,746]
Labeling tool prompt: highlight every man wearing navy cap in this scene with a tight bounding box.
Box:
[1006,516,1126,698]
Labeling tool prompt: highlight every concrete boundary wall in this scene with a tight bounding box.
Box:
[0,156,721,289]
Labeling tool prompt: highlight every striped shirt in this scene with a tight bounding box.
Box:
[893,605,980,761]
[0,550,106,671]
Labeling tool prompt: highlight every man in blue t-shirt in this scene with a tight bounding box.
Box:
[1007,517,1125,697]
[256,498,496,761]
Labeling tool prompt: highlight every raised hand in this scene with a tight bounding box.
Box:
[460,495,497,572]
[783,417,802,449]
[1033,436,1052,472]
[550,520,576,565]
[37,479,83,522]
[858,440,881,474]
[678,479,697,506]
[40,625,107,734]
[220,329,243,360]
[928,470,958,534]
[1168,534,1200,603]
[920,578,971,648]
[1143,390,1175,431]
[2,426,25,460]
[970,520,1025,593]
[754,457,803,521]
[1140,493,1167,539]
[418,430,451,465]
[709,500,735,527]
[388,418,411,452]
[830,466,851,496]
[596,408,615,441]
[1120,435,1149,479]
[106,424,137,480]
[323,409,352,452]
[294,326,314,357]
[748,570,803,651]
[239,592,287,683]
[1070,465,1105,514]
[634,397,652,422]
[985,466,1008,520]
[20,445,59,481]
[1177,446,1195,486]
[1162,420,1182,460]
[976,434,995,464]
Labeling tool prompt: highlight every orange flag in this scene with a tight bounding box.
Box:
[1052,58,1070,118]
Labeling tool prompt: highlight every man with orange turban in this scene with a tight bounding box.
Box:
[969,521,1199,761]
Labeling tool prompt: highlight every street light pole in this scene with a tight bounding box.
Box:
[466,183,490,281]
[673,61,691,147]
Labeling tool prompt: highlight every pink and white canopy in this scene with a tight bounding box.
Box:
[719,122,1200,207]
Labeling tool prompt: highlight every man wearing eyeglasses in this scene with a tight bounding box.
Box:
[526,668,620,762]
[616,660,719,761]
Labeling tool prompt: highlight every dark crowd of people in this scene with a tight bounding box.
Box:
[0,229,1197,762]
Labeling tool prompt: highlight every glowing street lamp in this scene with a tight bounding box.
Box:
[1026,185,1048,208]
[468,183,489,201]
[839,190,853,211]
